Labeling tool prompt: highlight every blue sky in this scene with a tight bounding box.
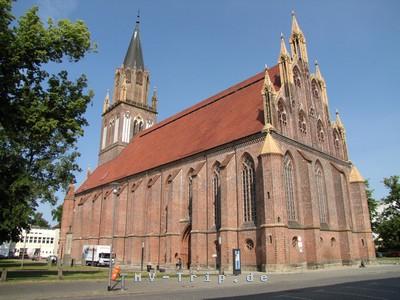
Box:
[12,0,400,225]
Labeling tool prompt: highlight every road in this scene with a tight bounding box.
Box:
[0,264,399,299]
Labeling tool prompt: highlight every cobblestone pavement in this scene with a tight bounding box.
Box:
[0,264,399,300]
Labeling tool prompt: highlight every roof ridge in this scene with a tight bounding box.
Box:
[140,70,266,138]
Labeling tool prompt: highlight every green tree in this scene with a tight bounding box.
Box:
[376,175,400,250]
[0,0,94,243]
[51,204,63,226]
[365,180,378,231]
[31,212,50,228]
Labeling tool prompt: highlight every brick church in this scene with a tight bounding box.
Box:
[59,13,375,271]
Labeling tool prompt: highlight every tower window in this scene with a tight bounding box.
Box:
[136,71,143,85]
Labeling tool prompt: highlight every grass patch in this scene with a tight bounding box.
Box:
[376,257,400,264]
[0,259,109,282]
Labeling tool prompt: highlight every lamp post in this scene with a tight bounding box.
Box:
[107,183,119,291]
[141,241,144,271]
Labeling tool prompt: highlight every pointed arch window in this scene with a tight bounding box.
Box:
[242,155,257,223]
[315,163,328,224]
[312,80,319,98]
[278,100,288,135]
[333,129,340,150]
[298,110,307,134]
[284,154,297,221]
[188,175,193,224]
[317,120,325,143]
[122,112,131,143]
[293,67,301,87]
[102,122,107,149]
[113,116,119,143]
[136,71,143,85]
[213,164,221,230]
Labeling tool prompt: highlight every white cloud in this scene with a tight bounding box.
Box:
[37,0,79,20]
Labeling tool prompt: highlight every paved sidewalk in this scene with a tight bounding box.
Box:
[0,264,399,300]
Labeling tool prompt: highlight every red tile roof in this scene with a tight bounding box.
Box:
[76,66,280,194]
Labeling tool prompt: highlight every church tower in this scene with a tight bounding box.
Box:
[99,15,158,165]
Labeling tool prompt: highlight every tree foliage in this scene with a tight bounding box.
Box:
[365,180,378,231]
[0,0,94,243]
[51,204,63,225]
[376,175,400,250]
[31,212,50,228]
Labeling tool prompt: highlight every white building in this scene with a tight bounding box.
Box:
[14,227,60,258]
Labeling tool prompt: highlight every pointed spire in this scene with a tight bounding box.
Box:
[335,109,344,129]
[261,132,283,156]
[65,183,75,200]
[262,65,275,93]
[280,33,289,58]
[151,86,158,110]
[349,165,365,183]
[103,90,110,113]
[123,11,144,70]
[315,60,324,81]
[291,10,302,34]
[87,165,91,178]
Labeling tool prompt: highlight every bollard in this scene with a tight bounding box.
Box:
[58,267,63,280]
[1,269,7,282]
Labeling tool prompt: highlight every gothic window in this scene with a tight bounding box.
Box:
[122,112,131,143]
[136,71,143,85]
[245,239,254,250]
[188,175,193,224]
[125,70,131,83]
[315,162,328,224]
[139,121,144,131]
[317,120,325,143]
[309,107,315,118]
[242,155,256,223]
[213,163,221,230]
[113,116,119,143]
[284,154,297,221]
[165,206,168,233]
[278,100,288,134]
[293,67,301,87]
[333,129,340,150]
[102,123,107,149]
[312,80,319,98]
[298,110,307,134]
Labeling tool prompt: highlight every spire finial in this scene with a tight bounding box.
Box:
[291,10,295,16]
[291,10,302,34]
[315,60,323,80]
[280,33,289,57]
[136,9,140,25]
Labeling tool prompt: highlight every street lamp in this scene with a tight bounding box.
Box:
[141,241,144,272]
[107,183,119,291]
